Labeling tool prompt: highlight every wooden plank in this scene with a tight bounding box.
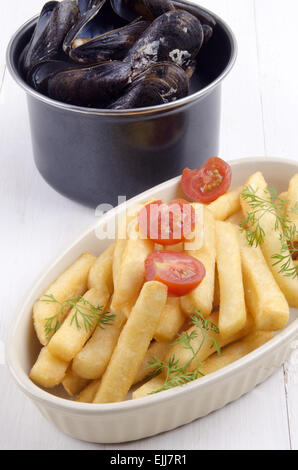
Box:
[254,0,298,161]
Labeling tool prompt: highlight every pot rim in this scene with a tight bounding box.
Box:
[6,1,237,117]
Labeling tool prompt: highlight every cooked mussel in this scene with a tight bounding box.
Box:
[28,60,77,93]
[109,62,189,109]
[23,0,79,75]
[64,0,126,54]
[46,61,132,107]
[69,18,149,64]
[110,0,175,21]
[124,10,204,77]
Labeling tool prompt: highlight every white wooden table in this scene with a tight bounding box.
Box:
[1,0,298,450]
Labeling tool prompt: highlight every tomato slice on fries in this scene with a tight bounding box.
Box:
[145,251,206,296]
[138,199,195,245]
[181,157,232,203]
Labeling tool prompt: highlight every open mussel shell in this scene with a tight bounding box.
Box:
[110,0,175,22]
[124,10,204,77]
[23,0,79,75]
[47,61,132,107]
[109,62,189,109]
[64,0,127,55]
[69,18,149,64]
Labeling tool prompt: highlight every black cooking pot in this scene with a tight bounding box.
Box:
[6,1,237,208]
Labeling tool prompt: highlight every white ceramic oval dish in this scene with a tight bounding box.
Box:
[6,157,298,444]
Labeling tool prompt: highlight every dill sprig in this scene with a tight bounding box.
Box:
[241,185,298,278]
[42,294,114,341]
[148,310,220,394]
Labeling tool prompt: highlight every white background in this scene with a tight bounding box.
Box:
[1,0,298,450]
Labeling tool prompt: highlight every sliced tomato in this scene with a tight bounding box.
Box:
[181,157,232,203]
[145,251,206,296]
[138,199,195,246]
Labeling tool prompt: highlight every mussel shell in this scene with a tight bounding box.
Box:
[23,0,79,74]
[110,0,175,21]
[28,60,77,93]
[109,62,189,109]
[64,0,126,54]
[47,61,132,107]
[69,18,150,64]
[125,10,204,77]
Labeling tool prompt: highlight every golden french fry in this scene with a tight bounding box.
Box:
[154,298,185,342]
[241,172,298,307]
[29,347,69,388]
[33,252,96,346]
[93,281,168,403]
[133,330,273,399]
[62,368,89,396]
[199,331,273,376]
[48,287,110,362]
[226,210,244,226]
[216,221,247,337]
[112,239,127,291]
[181,207,216,317]
[165,243,184,252]
[287,174,298,242]
[162,312,254,376]
[239,230,289,330]
[110,236,154,315]
[77,380,101,403]
[134,341,169,384]
[72,309,126,379]
[208,187,242,221]
[88,243,115,294]
[132,376,165,399]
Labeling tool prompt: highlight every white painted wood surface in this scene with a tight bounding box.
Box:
[0,0,298,450]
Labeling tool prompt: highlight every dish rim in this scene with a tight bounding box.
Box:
[6,1,237,117]
[6,156,298,415]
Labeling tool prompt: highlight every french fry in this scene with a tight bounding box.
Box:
[62,368,89,396]
[132,376,165,399]
[72,309,126,379]
[88,243,115,294]
[208,187,242,221]
[112,239,127,291]
[154,298,185,342]
[133,330,273,399]
[241,172,298,307]
[294,260,298,267]
[93,281,168,403]
[29,347,68,388]
[226,210,244,226]
[110,234,154,316]
[77,380,101,403]
[33,252,96,345]
[216,221,247,337]
[134,341,169,384]
[181,207,216,317]
[287,174,298,242]
[165,243,184,252]
[198,331,273,376]
[162,312,254,376]
[238,230,289,330]
[48,287,110,362]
